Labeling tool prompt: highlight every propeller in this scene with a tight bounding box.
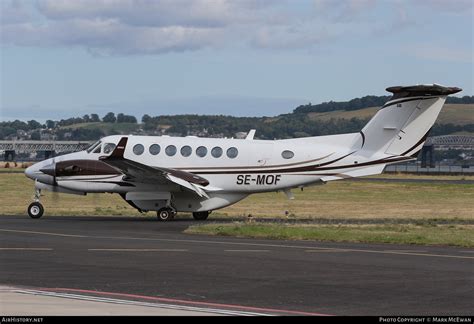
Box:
[50,157,60,204]
[39,156,60,204]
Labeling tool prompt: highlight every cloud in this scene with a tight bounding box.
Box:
[252,26,330,50]
[0,0,36,24]
[37,0,247,28]
[2,0,292,55]
[312,0,377,22]
[2,18,221,55]
[3,0,460,56]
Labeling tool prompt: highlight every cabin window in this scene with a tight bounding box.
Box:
[211,146,223,158]
[281,150,294,159]
[149,144,161,155]
[165,145,177,156]
[103,143,116,154]
[181,145,192,157]
[226,147,238,159]
[133,144,144,155]
[196,146,207,157]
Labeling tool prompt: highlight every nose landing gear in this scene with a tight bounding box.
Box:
[28,189,44,219]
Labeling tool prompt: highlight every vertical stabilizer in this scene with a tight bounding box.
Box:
[359,84,461,157]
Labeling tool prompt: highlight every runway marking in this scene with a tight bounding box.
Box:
[0,228,86,238]
[98,236,474,260]
[88,249,188,252]
[14,289,271,316]
[2,227,473,260]
[0,248,53,251]
[225,249,270,252]
[34,287,331,316]
[385,250,428,253]
[305,249,348,253]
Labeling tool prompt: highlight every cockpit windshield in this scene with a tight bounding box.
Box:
[86,140,102,153]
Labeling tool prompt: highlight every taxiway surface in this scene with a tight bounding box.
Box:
[0,215,472,315]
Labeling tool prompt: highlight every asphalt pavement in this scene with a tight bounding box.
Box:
[0,215,472,316]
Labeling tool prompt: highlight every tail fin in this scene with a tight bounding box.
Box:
[359,84,461,157]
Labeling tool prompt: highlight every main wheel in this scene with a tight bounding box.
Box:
[157,208,174,221]
[193,211,209,221]
[28,202,44,219]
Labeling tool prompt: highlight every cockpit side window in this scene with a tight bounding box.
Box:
[93,145,102,154]
[103,143,116,154]
[86,141,101,153]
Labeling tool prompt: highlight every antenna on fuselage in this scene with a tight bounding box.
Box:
[245,129,256,140]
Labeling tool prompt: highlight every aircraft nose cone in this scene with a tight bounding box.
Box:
[39,163,56,176]
[25,165,36,180]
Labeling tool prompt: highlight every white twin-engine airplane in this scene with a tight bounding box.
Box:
[25,84,461,221]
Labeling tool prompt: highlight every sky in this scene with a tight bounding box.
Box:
[0,0,473,122]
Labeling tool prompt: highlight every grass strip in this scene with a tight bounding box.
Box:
[185,223,474,248]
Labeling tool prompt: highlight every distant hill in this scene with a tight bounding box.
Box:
[308,104,474,126]
[294,95,474,114]
[1,94,473,141]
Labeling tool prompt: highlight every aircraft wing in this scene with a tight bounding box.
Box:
[99,137,214,198]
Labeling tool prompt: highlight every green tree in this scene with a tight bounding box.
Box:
[116,113,125,123]
[142,114,152,124]
[103,112,116,123]
[27,120,42,130]
[45,120,55,129]
[90,114,100,122]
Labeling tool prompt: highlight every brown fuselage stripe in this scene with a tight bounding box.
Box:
[399,128,432,156]
[190,156,412,175]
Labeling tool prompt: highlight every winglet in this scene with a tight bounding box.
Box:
[102,137,128,160]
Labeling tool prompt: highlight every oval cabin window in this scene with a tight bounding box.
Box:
[196,146,208,157]
[211,147,223,158]
[226,147,238,159]
[281,150,294,159]
[133,144,144,155]
[181,145,192,157]
[165,145,177,156]
[149,144,161,155]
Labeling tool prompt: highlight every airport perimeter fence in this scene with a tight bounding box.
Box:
[384,163,474,174]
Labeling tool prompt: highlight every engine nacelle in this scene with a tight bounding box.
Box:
[35,181,86,196]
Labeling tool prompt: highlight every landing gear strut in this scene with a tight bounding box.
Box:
[157,207,176,221]
[193,211,209,221]
[28,189,44,219]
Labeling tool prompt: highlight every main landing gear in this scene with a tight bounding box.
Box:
[157,207,176,221]
[192,211,209,221]
[156,209,210,221]
[28,189,44,219]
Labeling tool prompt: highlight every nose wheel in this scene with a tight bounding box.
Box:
[28,202,44,219]
[28,188,44,219]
